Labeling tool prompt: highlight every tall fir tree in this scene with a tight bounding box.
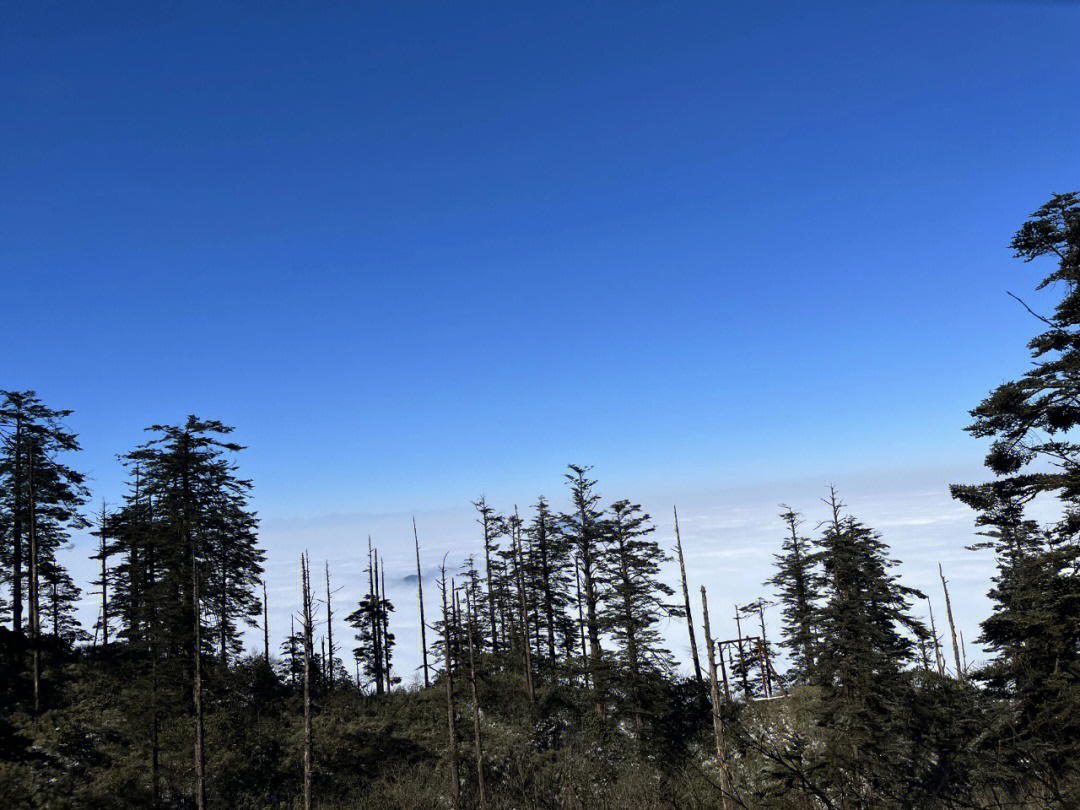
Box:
[766,506,821,683]
[813,490,927,807]
[560,465,610,721]
[951,192,1080,803]
[106,417,263,667]
[600,499,678,732]
[0,391,88,639]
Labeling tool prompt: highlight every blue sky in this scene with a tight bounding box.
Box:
[4,0,1080,676]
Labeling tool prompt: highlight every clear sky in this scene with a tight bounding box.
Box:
[4,0,1080,677]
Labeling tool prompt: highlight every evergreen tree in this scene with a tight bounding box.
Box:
[950,191,1080,804]
[523,496,574,665]
[0,391,88,638]
[600,499,678,732]
[346,550,397,693]
[766,506,821,683]
[107,417,263,665]
[813,490,927,807]
[560,465,610,721]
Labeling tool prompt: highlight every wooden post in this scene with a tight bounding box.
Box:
[939,564,964,683]
[674,507,703,684]
[701,587,734,810]
[414,518,430,688]
[465,592,486,808]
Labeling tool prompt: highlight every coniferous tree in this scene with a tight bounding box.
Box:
[560,465,610,721]
[473,498,502,657]
[346,548,397,694]
[813,490,927,807]
[0,391,88,641]
[601,499,678,731]
[523,496,574,667]
[767,506,821,683]
[950,193,1080,802]
[108,417,263,665]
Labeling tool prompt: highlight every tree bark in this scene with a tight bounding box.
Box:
[325,562,334,691]
[674,506,703,684]
[414,517,430,688]
[100,502,110,648]
[263,579,270,663]
[701,587,734,810]
[939,564,964,682]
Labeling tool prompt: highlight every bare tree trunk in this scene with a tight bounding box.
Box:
[414,517,430,688]
[440,560,460,810]
[301,553,314,810]
[465,591,485,808]
[939,564,964,683]
[263,579,270,664]
[99,502,110,648]
[674,507,703,684]
[701,587,734,810]
[368,539,383,696]
[325,562,335,691]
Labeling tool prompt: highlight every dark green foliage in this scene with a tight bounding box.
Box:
[767,507,820,683]
[950,192,1080,807]
[0,391,88,639]
[601,499,679,730]
[812,492,928,807]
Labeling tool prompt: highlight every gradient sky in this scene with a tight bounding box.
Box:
[4,0,1080,678]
